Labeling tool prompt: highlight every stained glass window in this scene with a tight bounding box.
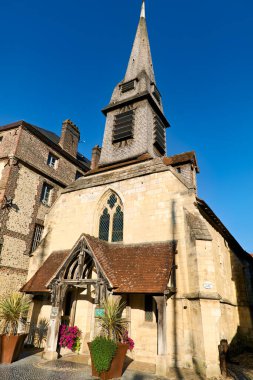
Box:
[107,194,117,209]
[98,193,124,243]
[112,206,123,242]
[99,208,110,241]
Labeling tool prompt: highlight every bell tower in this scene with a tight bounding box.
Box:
[99,1,170,166]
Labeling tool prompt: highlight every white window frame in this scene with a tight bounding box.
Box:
[41,183,53,206]
[47,152,58,169]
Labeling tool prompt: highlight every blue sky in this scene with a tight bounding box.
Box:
[0,0,252,252]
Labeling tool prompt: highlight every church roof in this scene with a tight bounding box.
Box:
[21,235,175,294]
[20,250,70,293]
[163,151,200,173]
[196,197,251,260]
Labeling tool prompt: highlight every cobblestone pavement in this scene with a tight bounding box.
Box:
[0,351,168,380]
[1,351,253,380]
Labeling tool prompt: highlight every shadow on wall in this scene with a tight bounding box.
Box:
[35,227,52,268]
[26,317,49,348]
[229,326,253,358]
[229,250,253,355]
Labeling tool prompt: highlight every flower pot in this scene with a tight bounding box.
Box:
[0,334,28,364]
[88,342,128,380]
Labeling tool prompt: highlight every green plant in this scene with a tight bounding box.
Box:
[90,336,117,374]
[0,293,31,335]
[97,297,128,342]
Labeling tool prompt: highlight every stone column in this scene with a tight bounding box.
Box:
[42,283,65,360]
[154,296,167,376]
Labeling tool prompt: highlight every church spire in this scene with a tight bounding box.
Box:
[99,1,170,167]
[124,0,155,83]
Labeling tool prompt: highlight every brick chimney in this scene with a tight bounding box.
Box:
[59,119,80,157]
[91,145,101,170]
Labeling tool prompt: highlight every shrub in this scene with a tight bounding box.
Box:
[90,336,117,374]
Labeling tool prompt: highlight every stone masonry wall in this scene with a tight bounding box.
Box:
[0,123,88,297]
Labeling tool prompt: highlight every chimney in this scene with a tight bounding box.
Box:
[59,119,80,157]
[91,145,101,170]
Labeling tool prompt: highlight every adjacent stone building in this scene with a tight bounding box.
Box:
[22,2,253,378]
[0,119,90,296]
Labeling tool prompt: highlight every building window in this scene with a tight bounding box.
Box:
[153,113,166,155]
[99,208,110,241]
[152,83,161,104]
[31,224,44,253]
[47,153,58,168]
[75,171,83,180]
[113,110,134,143]
[112,206,124,242]
[121,79,135,93]
[176,167,181,174]
[40,183,53,206]
[98,193,124,242]
[145,295,153,322]
[0,136,3,143]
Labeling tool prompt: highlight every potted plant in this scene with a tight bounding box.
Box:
[0,292,31,364]
[58,324,82,354]
[88,297,134,380]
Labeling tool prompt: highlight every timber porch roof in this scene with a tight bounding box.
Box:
[21,235,175,294]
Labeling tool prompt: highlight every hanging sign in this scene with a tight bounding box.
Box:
[95,308,105,317]
[50,307,59,319]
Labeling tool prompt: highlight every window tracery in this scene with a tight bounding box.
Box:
[98,193,123,243]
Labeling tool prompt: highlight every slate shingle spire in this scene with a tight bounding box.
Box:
[99,0,170,166]
[124,0,155,84]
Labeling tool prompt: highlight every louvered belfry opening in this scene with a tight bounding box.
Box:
[113,110,135,143]
[121,79,135,93]
[152,83,161,104]
[154,113,166,155]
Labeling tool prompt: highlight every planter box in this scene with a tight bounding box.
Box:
[0,334,27,364]
[88,342,128,380]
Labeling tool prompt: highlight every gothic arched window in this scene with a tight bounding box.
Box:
[98,193,123,242]
[99,208,110,241]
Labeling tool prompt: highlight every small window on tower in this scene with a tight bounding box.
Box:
[113,110,134,143]
[0,136,3,143]
[152,83,161,104]
[121,80,135,93]
[153,114,166,155]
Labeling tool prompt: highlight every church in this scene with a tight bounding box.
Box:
[22,1,253,378]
